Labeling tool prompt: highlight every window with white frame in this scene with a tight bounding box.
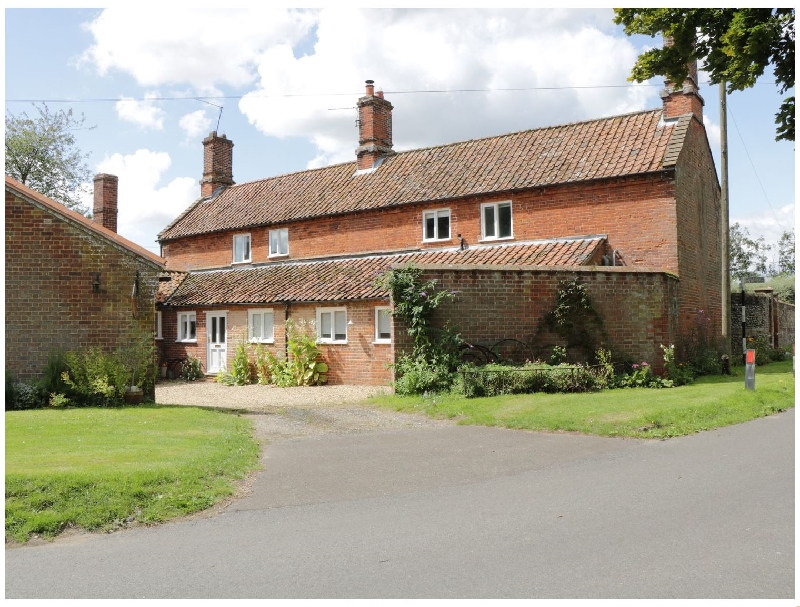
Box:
[178,312,197,342]
[317,307,347,343]
[269,228,289,257]
[248,309,274,343]
[481,201,513,240]
[375,307,392,343]
[422,209,450,241]
[155,311,163,340]
[233,233,251,263]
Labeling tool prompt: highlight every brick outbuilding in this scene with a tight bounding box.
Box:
[5,176,165,385]
[156,69,721,385]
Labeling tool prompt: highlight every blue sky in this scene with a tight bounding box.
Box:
[5,8,795,260]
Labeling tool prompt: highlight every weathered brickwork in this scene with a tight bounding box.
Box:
[5,191,161,384]
[163,175,679,273]
[158,300,394,385]
[672,117,722,342]
[392,267,678,374]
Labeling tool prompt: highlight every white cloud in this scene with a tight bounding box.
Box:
[237,8,654,168]
[732,203,795,253]
[92,150,198,252]
[116,94,165,130]
[179,110,213,140]
[703,115,721,152]
[80,8,318,92]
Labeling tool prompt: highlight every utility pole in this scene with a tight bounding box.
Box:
[720,81,730,352]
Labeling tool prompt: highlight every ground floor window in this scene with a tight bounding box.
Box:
[375,307,392,343]
[155,310,163,340]
[249,309,274,342]
[317,307,347,343]
[178,312,196,342]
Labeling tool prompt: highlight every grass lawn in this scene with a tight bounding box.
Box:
[369,359,795,438]
[6,405,259,543]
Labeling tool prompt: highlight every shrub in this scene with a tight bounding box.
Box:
[36,349,68,397]
[48,393,70,408]
[230,341,253,385]
[181,355,204,381]
[458,361,601,398]
[9,381,43,410]
[661,344,694,386]
[251,320,328,387]
[394,354,456,395]
[549,345,567,366]
[62,347,128,407]
[678,309,723,376]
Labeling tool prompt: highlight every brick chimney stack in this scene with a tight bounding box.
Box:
[660,36,704,120]
[93,173,118,233]
[356,79,395,170]
[201,131,234,198]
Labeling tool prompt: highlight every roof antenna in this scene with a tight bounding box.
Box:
[196,98,224,132]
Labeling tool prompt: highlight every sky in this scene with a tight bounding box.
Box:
[4,7,796,261]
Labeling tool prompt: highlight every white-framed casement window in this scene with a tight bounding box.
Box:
[269,228,289,257]
[248,309,274,343]
[233,233,251,263]
[155,311,163,340]
[374,306,392,343]
[178,312,197,342]
[481,201,513,241]
[317,307,347,343]
[422,209,451,241]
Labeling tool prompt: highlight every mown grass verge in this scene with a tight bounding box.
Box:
[6,405,259,543]
[369,360,795,438]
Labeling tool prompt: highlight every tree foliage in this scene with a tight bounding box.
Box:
[614,8,795,141]
[5,103,94,214]
[775,229,795,275]
[729,222,769,280]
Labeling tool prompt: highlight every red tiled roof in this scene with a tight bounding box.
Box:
[159,109,681,241]
[156,271,189,303]
[160,237,604,307]
[6,176,165,268]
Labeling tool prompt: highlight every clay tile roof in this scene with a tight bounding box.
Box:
[158,109,678,241]
[160,236,605,307]
[156,271,189,303]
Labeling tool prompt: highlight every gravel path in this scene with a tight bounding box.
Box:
[155,380,452,443]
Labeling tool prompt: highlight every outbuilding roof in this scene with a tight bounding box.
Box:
[160,236,605,307]
[159,109,690,242]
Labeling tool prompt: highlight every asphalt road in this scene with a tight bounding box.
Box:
[5,409,794,599]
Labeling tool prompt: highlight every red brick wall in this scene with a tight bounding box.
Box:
[158,300,394,385]
[393,267,679,373]
[673,117,722,344]
[5,191,160,384]
[162,175,679,273]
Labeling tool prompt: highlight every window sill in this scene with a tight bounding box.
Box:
[155,337,163,341]
[318,340,348,345]
[373,340,391,345]
[177,339,197,344]
[232,260,252,265]
[249,339,275,344]
[479,236,514,243]
[268,253,289,259]
[422,238,451,244]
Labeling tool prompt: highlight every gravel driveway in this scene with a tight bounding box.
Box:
[155,380,451,443]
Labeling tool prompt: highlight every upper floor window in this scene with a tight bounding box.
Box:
[233,233,251,263]
[178,312,196,342]
[481,201,513,241]
[423,209,451,241]
[269,228,289,257]
[375,307,392,343]
[317,307,347,343]
[248,309,274,343]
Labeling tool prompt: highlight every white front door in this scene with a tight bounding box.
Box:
[207,312,227,374]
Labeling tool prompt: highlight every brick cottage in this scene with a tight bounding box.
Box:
[156,67,722,385]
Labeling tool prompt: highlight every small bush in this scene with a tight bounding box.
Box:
[549,345,567,366]
[394,354,456,395]
[10,382,43,410]
[62,347,128,407]
[48,393,70,408]
[230,341,253,385]
[661,344,694,386]
[181,355,204,381]
[458,362,600,398]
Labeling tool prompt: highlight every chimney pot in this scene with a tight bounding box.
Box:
[93,173,119,233]
[365,79,375,96]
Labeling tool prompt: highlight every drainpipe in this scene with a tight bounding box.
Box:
[284,301,291,358]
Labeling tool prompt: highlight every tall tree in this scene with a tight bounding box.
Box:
[729,222,770,281]
[614,8,795,141]
[5,103,94,214]
[775,229,795,275]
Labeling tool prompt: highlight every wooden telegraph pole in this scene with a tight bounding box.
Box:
[720,81,730,353]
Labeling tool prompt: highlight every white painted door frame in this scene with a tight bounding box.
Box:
[206,311,228,374]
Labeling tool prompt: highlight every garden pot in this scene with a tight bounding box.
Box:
[124,387,144,404]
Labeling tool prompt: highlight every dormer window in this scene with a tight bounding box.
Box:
[233,233,251,263]
[481,201,513,241]
[269,228,289,258]
[423,209,451,242]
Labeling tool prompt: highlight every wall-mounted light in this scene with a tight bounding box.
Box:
[92,273,101,293]
[347,320,354,325]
